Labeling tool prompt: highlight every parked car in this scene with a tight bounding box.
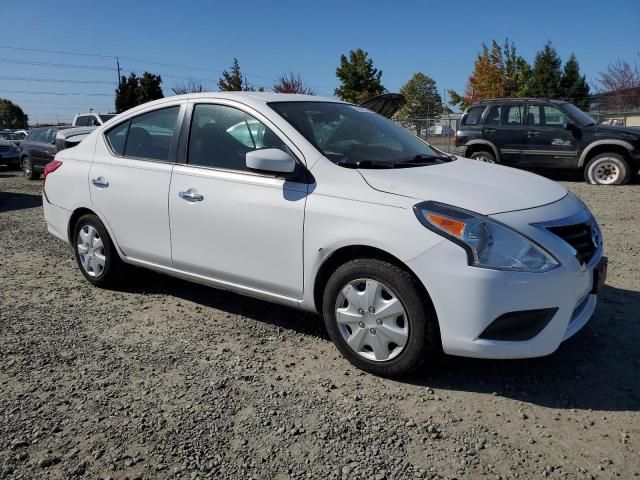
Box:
[72,113,117,127]
[0,134,20,169]
[453,98,640,185]
[55,126,95,152]
[19,126,74,179]
[42,92,606,377]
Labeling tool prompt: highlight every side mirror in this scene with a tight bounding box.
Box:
[246,148,296,174]
[564,121,575,131]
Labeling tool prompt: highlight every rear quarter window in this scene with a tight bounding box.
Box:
[461,106,485,126]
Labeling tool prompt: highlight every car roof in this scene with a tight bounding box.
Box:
[473,97,569,105]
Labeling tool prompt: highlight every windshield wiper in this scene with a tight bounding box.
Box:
[398,153,454,166]
[336,158,398,169]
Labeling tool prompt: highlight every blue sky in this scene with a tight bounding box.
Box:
[1,0,639,124]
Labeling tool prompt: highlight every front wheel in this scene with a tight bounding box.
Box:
[72,214,126,288]
[322,259,439,377]
[22,156,38,180]
[584,153,631,185]
[470,150,496,163]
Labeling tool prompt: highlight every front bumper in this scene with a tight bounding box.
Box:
[407,195,603,359]
[0,152,19,166]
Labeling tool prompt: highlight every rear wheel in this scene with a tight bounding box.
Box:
[584,153,631,185]
[470,150,496,163]
[22,156,38,180]
[322,258,439,377]
[72,214,126,288]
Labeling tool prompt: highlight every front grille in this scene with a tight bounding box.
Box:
[547,223,597,264]
[0,145,10,151]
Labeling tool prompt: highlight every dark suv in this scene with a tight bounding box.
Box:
[453,98,640,185]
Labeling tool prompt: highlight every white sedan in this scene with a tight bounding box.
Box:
[42,92,606,377]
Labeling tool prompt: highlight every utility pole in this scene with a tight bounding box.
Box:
[116,57,121,87]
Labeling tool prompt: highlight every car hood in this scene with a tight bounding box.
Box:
[358,157,568,215]
[594,125,640,138]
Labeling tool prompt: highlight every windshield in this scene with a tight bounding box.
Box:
[562,103,596,126]
[268,101,448,168]
[99,114,117,122]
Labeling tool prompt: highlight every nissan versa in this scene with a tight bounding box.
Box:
[42,93,606,377]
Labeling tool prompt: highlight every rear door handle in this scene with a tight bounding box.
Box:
[178,190,204,202]
[527,130,540,137]
[91,177,109,188]
[484,128,496,134]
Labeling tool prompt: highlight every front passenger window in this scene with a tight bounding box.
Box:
[188,104,286,171]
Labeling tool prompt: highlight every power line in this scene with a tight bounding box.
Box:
[0,90,112,97]
[0,75,116,85]
[0,44,277,82]
[0,57,115,71]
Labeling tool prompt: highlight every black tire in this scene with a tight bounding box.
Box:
[72,213,126,288]
[469,150,497,163]
[584,153,631,185]
[322,258,439,377]
[22,156,38,180]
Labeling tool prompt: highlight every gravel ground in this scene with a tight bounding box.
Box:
[1,170,639,480]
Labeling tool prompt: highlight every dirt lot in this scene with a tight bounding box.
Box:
[1,170,639,480]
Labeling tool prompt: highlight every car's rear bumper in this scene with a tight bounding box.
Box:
[42,192,71,243]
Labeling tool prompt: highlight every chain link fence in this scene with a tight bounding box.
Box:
[394,112,463,153]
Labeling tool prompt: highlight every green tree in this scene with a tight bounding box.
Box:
[529,42,563,98]
[397,73,443,136]
[138,72,164,104]
[335,49,385,103]
[115,72,164,113]
[115,73,140,113]
[559,54,590,109]
[503,40,531,97]
[273,72,316,95]
[218,58,244,91]
[0,98,28,128]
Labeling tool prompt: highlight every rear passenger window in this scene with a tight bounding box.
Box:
[106,120,129,155]
[461,106,484,126]
[485,105,502,125]
[126,107,179,161]
[527,105,542,126]
[105,106,180,161]
[188,104,286,171]
[504,105,524,125]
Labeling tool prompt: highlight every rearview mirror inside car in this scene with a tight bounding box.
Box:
[246,148,296,174]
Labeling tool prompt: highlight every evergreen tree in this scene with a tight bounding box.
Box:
[529,43,563,98]
[138,72,164,104]
[560,54,590,109]
[0,98,28,128]
[115,73,140,113]
[335,49,385,103]
[218,58,244,91]
[503,40,531,97]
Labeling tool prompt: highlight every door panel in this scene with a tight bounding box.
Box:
[88,104,183,265]
[489,104,526,165]
[523,104,579,167]
[89,155,173,264]
[169,166,307,299]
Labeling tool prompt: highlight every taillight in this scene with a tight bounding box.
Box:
[43,160,63,185]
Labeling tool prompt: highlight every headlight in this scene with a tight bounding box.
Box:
[414,201,559,273]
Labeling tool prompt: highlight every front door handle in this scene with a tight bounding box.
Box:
[178,190,204,202]
[91,177,109,188]
[484,128,496,134]
[527,130,540,137]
